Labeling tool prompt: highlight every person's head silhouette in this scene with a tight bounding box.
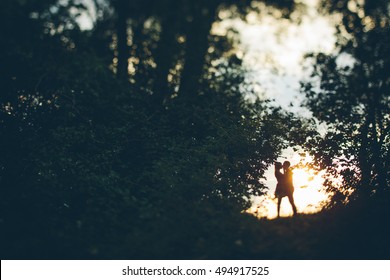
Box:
[282,161,290,170]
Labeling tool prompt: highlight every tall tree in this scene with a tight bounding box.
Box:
[302,0,390,202]
[177,1,220,99]
[104,0,296,102]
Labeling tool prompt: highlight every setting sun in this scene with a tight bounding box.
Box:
[249,163,329,219]
[293,168,328,212]
[293,168,312,188]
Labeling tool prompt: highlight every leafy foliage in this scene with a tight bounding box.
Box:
[301,0,390,205]
[2,0,387,260]
[0,0,315,258]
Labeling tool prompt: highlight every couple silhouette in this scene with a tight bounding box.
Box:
[274,161,297,217]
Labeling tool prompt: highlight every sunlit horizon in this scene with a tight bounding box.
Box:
[216,0,336,218]
[249,166,328,219]
[246,148,330,219]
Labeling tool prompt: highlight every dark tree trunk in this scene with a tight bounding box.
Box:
[370,92,389,191]
[153,16,178,104]
[178,2,218,99]
[358,117,371,197]
[116,5,129,80]
[131,19,147,85]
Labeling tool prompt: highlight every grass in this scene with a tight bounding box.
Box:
[2,200,389,259]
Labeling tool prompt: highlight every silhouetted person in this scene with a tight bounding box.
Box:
[274,161,285,217]
[274,161,298,217]
[274,161,284,196]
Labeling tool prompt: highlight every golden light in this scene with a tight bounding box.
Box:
[293,168,327,213]
[293,168,312,188]
[248,166,329,219]
[212,0,335,219]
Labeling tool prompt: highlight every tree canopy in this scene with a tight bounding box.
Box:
[301,0,389,205]
[1,0,389,259]
[0,0,313,258]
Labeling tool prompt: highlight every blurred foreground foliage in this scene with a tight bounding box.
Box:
[0,0,314,258]
[301,0,390,207]
[0,0,389,259]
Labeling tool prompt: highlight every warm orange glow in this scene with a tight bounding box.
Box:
[293,168,328,213]
[248,167,329,219]
[293,168,312,188]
